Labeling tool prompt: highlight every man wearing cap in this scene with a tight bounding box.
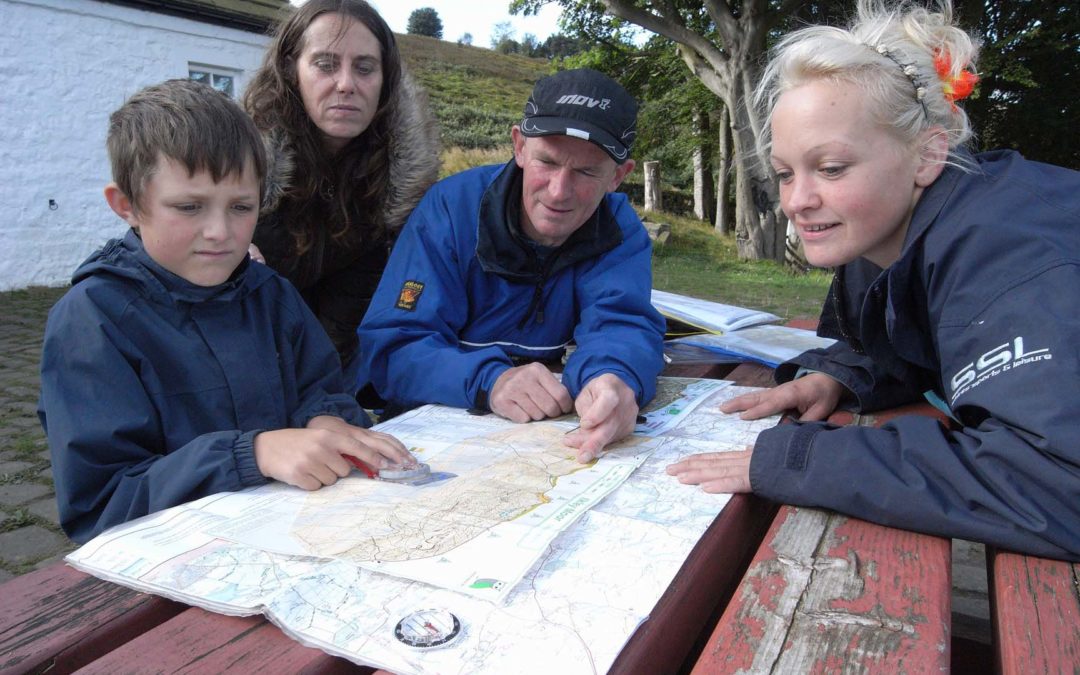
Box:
[357,69,665,462]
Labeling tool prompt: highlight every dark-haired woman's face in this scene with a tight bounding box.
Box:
[296,13,384,153]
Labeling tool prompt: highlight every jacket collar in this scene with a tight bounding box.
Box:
[475,160,622,284]
[897,149,970,254]
[855,158,971,382]
[259,73,441,235]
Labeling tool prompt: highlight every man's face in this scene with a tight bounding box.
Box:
[512,128,634,247]
[106,156,259,287]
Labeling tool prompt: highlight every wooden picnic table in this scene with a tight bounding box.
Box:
[0,361,774,675]
[690,398,958,673]
[0,359,981,674]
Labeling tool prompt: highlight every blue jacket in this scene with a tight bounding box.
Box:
[752,150,1080,561]
[38,230,367,543]
[357,161,665,411]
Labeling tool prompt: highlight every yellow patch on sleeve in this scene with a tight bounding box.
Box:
[395,280,425,311]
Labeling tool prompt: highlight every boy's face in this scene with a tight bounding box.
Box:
[106,156,260,287]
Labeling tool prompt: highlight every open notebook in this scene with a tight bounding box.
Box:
[651,289,835,368]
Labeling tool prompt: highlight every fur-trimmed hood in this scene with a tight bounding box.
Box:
[260,72,441,233]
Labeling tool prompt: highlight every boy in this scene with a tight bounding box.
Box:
[38,80,412,544]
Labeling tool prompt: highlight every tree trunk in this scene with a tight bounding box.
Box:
[730,78,784,262]
[714,105,733,236]
[692,110,714,221]
[597,0,798,262]
[643,160,662,212]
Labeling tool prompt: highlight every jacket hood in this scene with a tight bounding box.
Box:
[73,229,272,305]
[260,72,441,234]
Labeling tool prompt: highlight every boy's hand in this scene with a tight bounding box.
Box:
[306,415,413,466]
[253,418,410,490]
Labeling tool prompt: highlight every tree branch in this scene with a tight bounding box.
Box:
[702,0,739,39]
[601,0,729,66]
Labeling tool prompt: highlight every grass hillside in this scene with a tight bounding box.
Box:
[398,34,548,154]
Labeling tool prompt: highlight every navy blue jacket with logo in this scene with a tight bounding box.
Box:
[357,161,665,411]
[752,150,1080,560]
[38,230,367,544]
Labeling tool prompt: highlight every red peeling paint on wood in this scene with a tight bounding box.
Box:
[990,549,1080,674]
[692,507,950,673]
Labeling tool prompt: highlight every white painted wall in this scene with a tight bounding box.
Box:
[0,0,271,290]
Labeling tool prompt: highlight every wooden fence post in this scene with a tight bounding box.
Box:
[644,161,662,213]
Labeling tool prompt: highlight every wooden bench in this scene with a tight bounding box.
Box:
[0,562,187,674]
[988,549,1080,673]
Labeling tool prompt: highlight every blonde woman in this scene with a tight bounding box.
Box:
[669,0,1080,561]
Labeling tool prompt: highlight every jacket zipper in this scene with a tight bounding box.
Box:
[517,253,559,329]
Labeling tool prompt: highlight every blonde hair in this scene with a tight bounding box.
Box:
[754,0,979,162]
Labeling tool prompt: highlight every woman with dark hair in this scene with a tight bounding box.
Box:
[244,0,440,381]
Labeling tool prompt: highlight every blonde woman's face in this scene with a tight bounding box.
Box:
[770,79,929,269]
[296,13,384,153]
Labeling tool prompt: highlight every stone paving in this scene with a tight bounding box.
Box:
[0,286,76,582]
[0,284,989,640]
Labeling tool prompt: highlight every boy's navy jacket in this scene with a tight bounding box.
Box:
[357,161,665,412]
[752,150,1080,561]
[39,230,367,544]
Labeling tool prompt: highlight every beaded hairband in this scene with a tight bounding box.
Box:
[872,44,930,118]
[870,43,979,117]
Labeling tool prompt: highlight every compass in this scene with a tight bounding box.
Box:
[393,608,463,649]
[378,462,431,482]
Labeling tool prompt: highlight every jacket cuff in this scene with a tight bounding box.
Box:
[472,361,512,411]
[235,430,271,487]
[296,396,369,429]
[750,422,828,501]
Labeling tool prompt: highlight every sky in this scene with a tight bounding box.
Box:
[291,1,566,48]
[371,1,564,46]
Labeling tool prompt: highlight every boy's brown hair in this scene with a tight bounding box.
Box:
[107,79,267,212]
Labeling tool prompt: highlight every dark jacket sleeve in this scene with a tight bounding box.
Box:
[751,263,1080,561]
[282,283,370,429]
[38,280,366,544]
[38,291,267,544]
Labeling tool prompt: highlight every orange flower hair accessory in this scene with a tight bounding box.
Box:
[933,49,979,110]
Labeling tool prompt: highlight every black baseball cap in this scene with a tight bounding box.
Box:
[519,68,638,164]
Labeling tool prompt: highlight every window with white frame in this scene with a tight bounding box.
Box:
[189,64,240,98]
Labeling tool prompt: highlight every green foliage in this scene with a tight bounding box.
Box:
[406,7,443,39]
[0,509,34,534]
[955,0,1080,169]
[433,103,520,149]
[439,146,513,178]
[398,34,549,151]
[651,213,832,320]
